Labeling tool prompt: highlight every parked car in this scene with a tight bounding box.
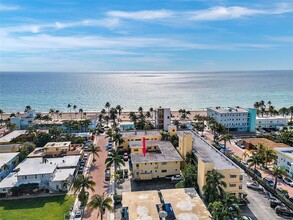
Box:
[270,198,283,208]
[275,205,293,217]
[123,153,128,161]
[263,177,274,187]
[289,197,293,203]
[253,169,262,178]
[242,216,252,220]
[74,209,83,220]
[247,182,263,191]
[283,177,293,187]
[105,170,111,181]
[171,175,182,181]
[241,161,249,168]
[276,187,289,198]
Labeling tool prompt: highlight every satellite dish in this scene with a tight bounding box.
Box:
[159,211,168,218]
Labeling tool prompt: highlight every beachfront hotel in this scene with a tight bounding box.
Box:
[9,110,35,129]
[191,132,244,198]
[207,106,257,132]
[122,188,211,219]
[155,107,171,131]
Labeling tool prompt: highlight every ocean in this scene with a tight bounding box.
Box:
[0,71,292,113]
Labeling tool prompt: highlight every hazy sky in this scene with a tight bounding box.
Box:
[0,0,293,71]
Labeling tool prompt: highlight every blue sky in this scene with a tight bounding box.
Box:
[0,0,293,71]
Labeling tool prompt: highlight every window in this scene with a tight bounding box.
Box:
[136,164,139,168]
[25,176,27,179]
[230,174,237,178]
[239,175,243,180]
[229,183,236,187]
[162,170,167,173]
[35,175,37,179]
[134,149,138,152]
[239,185,243,189]
[287,161,291,166]
[162,162,167,165]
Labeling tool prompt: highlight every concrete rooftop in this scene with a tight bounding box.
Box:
[121,130,161,138]
[208,106,248,114]
[0,152,19,167]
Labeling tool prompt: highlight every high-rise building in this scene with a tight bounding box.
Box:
[155,107,171,131]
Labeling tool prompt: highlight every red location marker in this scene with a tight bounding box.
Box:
[142,136,147,157]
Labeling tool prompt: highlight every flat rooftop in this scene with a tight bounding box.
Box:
[256,116,288,120]
[274,148,293,160]
[208,106,248,114]
[0,152,19,167]
[130,140,183,163]
[121,130,161,138]
[16,158,56,176]
[44,141,71,148]
[243,138,290,149]
[192,132,241,170]
[47,156,80,168]
[122,189,211,220]
[122,190,160,220]
[0,172,18,190]
[0,130,26,143]
[161,188,211,220]
[52,168,75,182]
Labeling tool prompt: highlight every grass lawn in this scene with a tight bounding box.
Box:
[0,195,75,220]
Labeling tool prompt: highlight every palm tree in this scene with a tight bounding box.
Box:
[129,112,137,124]
[288,106,293,122]
[112,131,124,147]
[109,108,118,126]
[79,108,83,119]
[145,111,151,119]
[267,101,272,108]
[105,128,114,139]
[105,102,111,113]
[149,107,154,119]
[0,109,4,120]
[203,169,227,203]
[2,163,9,171]
[55,110,60,119]
[247,153,261,177]
[105,149,125,179]
[116,105,123,122]
[73,105,77,118]
[218,133,232,155]
[104,115,110,127]
[87,193,113,220]
[208,201,230,220]
[24,105,31,112]
[72,174,96,204]
[271,165,286,189]
[263,148,276,168]
[49,108,55,118]
[242,151,249,162]
[89,145,101,163]
[67,104,72,119]
[279,107,288,117]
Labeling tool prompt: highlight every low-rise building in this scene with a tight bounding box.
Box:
[131,140,182,180]
[0,144,23,153]
[120,130,162,150]
[119,122,135,131]
[155,107,171,131]
[274,148,293,178]
[122,188,211,220]
[10,110,35,129]
[242,138,290,151]
[191,132,244,198]
[207,106,256,132]
[256,116,288,129]
[0,156,79,195]
[0,130,26,143]
[0,152,20,181]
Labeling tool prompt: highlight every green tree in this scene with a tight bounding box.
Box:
[184,152,196,165]
[203,169,227,203]
[0,109,4,120]
[67,104,72,119]
[24,105,31,112]
[72,174,96,204]
[116,105,123,121]
[129,112,137,124]
[176,164,197,188]
[160,130,170,141]
[112,131,124,147]
[279,107,288,117]
[105,149,125,180]
[247,153,262,177]
[218,133,232,155]
[79,108,83,119]
[271,165,286,189]
[208,201,230,220]
[89,145,101,163]
[288,106,293,121]
[87,193,113,220]
[105,102,111,113]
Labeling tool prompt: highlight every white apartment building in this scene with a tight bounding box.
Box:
[0,156,79,195]
[155,107,171,131]
[10,110,35,129]
[275,148,293,178]
[256,116,288,129]
[207,106,256,132]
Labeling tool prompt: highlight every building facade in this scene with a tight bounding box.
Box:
[191,132,244,198]
[10,110,35,129]
[275,148,293,178]
[256,116,288,129]
[155,107,171,131]
[207,107,256,132]
[0,152,20,181]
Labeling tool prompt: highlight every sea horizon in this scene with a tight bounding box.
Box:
[0,70,292,113]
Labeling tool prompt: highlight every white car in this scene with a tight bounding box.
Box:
[171,175,182,181]
[283,177,293,187]
[246,182,263,191]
